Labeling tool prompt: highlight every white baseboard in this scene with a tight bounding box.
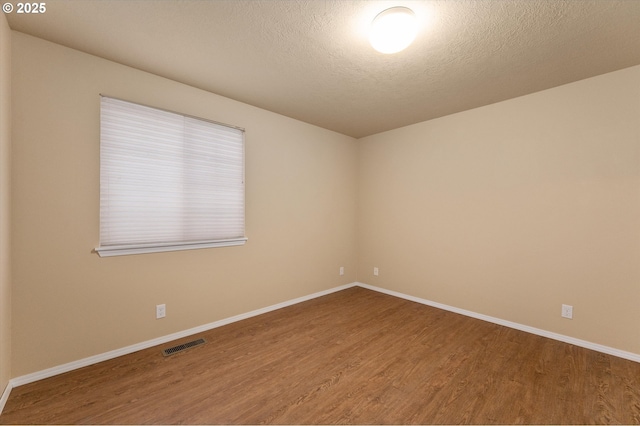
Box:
[9,282,358,388]
[356,282,640,364]
[7,280,639,397]
[0,382,12,414]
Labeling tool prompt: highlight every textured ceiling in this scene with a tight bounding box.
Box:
[6,0,640,138]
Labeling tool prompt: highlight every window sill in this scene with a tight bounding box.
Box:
[95,238,248,257]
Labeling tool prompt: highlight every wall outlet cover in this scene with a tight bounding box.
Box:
[156,304,166,319]
[561,304,573,319]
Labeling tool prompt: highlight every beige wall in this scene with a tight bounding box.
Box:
[8,28,640,378]
[11,32,357,377]
[0,14,12,389]
[358,65,640,354]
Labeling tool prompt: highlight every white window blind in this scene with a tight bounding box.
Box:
[96,96,246,257]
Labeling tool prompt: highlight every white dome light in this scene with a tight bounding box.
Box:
[369,6,418,54]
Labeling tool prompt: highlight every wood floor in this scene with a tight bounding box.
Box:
[1,287,640,424]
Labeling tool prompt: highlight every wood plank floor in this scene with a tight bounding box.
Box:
[1,287,640,424]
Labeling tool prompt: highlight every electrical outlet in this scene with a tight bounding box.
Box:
[373,267,379,276]
[339,266,344,276]
[561,304,573,319]
[156,304,166,319]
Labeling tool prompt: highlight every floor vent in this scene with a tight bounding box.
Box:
[162,338,206,357]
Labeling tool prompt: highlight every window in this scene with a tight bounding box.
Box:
[96,96,246,257]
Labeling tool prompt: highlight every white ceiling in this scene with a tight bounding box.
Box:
[7,0,640,138]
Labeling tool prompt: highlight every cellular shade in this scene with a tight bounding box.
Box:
[97,96,246,257]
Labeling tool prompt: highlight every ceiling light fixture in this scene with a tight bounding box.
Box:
[369,6,418,54]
